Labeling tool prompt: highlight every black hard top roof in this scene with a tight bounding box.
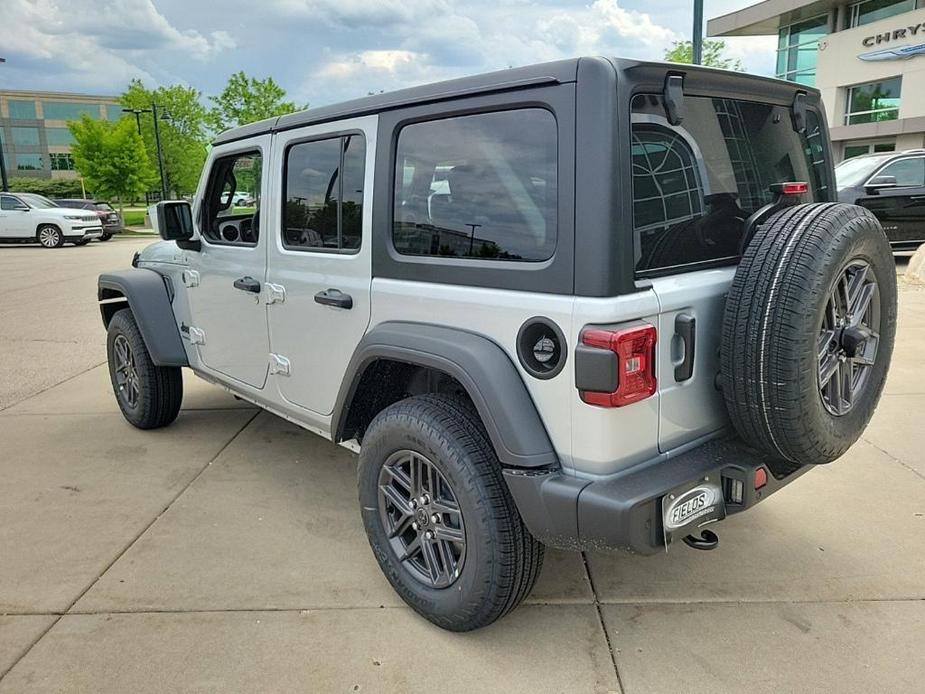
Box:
[211,56,821,146]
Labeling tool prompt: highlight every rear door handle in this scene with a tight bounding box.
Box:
[674,313,695,382]
[233,276,261,293]
[314,288,353,309]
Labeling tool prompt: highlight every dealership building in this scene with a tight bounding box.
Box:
[709,0,925,161]
[0,90,121,179]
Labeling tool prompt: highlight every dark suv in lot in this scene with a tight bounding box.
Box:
[54,199,122,241]
[836,149,925,250]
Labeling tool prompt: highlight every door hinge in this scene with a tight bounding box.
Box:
[182,269,200,288]
[187,326,206,345]
[269,353,291,376]
[265,283,286,305]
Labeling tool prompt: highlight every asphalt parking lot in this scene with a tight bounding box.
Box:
[1,238,923,693]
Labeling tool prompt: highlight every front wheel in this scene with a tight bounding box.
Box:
[106,309,183,429]
[100,232,113,241]
[73,238,91,246]
[358,394,544,631]
[37,225,63,248]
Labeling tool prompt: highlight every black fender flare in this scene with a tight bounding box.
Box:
[98,268,188,367]
[333,321,558,469]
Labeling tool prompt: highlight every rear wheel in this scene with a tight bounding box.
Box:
[37,225,63,248]
[358,394,543,631]
[106,309,183,429]
[721,203,897,468]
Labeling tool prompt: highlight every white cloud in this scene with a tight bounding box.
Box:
[269,0,449,27]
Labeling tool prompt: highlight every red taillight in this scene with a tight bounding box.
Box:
[580,324,657,407]
[754,467,768,489]
[778,181,808,195]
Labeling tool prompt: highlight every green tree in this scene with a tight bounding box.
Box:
[121,80,210,197]
[68,115,156,212]
[208,71,303,133]
[664,39,744,71]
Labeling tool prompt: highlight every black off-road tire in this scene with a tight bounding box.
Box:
[106,308,183,429]
[72,238,91,246]
[721,203,896,469]
[100,232,113,241]
[358,394,544,631]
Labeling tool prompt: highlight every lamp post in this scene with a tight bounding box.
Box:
[122,105,168,200]
[692,0,704,65]
[0,57,8,192]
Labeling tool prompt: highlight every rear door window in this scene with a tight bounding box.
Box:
[392,108,557,261]
[631,94,830,276]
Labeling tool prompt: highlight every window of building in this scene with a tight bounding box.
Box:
[776,13,829,85]
[849,0,916,27]
[201,151,262,246]
[877,157,925,186]
[843,141,896,159]
[45,127,74,146]
[631,95,829,275]
[42,101,98,121]
[50,153,75,171]
[845,78,901,125]
[10,127,40,146]
[283,134,366,252]
[15,154,43,171]
[8,100,36,120]
[393,109,557,262]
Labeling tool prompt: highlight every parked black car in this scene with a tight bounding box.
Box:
[836,150,925,250]
[53,199,122,241]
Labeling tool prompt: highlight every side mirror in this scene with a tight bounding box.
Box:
[151,201,194,241]
[865,175,897,194]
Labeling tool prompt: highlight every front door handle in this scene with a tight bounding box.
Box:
[314,288,353,309]
[233,276,261,293]
[674,313,695,382]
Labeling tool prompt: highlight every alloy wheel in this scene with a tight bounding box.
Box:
[817,260,880,416]
[39,227,60,248]
[377,450,466,588]
[113,334,140,409]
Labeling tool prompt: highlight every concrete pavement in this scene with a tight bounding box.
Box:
[0,238,923,693]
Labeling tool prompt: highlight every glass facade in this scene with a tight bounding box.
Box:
[15,154,43,171]
[849,0,916,27]
[11,127,40,146]
[49,153,75,171]
[843,141,896,159]
[106,104,124,121]
[845,78,902,125]
[41,101,99,120]
[776,14,829,85]
[8,100,36,120]
[45,127,74,146]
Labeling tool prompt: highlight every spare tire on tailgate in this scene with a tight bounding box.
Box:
[721,202,896,469]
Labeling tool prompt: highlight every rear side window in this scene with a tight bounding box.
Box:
[393,109,557,261]
[283,134,366,252]
[631,94,830,275]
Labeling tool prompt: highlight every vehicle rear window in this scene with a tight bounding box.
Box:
[393,108,557,262]
[631,94,830,276]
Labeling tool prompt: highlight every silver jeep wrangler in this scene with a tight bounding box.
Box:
[98,58,896,631]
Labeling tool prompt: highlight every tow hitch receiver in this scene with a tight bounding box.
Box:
[661,478,725,550]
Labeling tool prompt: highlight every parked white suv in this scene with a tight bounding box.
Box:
[97,58,896,631]
[0,192,103,247]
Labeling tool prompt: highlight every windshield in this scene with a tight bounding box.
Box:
[631,94,831,275]
[19,193,58,209]
[95,202,114,211]
[835,156,886,188]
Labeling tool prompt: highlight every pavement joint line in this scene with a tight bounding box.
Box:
[0,360,105,414]
[0,407,258,417]
[580,552,626,694]
[4,596,925,620]
[0,409,261,684]
[861,436,925,483]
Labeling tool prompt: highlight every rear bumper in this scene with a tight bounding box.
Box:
[503,437,810,555]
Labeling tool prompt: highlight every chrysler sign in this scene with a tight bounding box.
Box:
[859,21,925,61]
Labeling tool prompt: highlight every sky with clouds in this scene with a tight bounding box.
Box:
[0,0,777,107]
